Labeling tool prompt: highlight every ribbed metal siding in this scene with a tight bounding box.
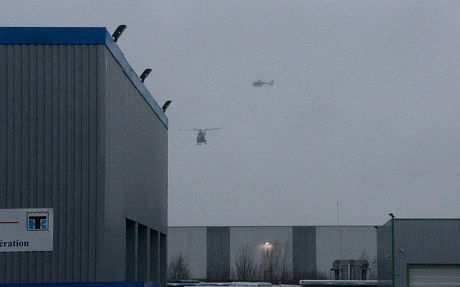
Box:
[160,233,167,287]
[103,47,168,233]
[395,220,460,287]
[0,44,104,283]
[376,225,392,281]
[101,47,168,282]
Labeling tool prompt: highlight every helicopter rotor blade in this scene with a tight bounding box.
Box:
[203,127,223,131]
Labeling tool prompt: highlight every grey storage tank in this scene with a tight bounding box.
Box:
[0,27,168,284]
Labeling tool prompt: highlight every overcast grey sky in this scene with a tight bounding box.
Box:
[2,1,460,226]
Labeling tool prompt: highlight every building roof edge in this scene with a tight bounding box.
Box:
[0,27,168,128]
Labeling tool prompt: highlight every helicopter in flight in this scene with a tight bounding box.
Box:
[183,128,223,145]
[253,80,274,87]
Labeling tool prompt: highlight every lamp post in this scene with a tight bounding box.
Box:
[265,242,270,281]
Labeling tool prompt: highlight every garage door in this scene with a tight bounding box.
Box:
[409,265,460,287]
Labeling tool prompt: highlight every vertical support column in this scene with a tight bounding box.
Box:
[391,219,395,287]
[0,45,7,284]
[146,229,151,282]
[160,233,167,287]
[126,218,137,280]
[150,229,159,284]
[138,224,148,281]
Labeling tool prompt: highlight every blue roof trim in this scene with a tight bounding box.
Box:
[0,27,107,44]
[0,27,168,128]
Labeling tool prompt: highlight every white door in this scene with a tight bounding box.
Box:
[409,265,460,287]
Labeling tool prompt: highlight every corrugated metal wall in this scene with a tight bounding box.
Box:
[394,219,460,287]
[103,47,168,234]
[376,224,392,281]
[0,44,105,283]
[0,40,168,284]
[101,47,168,283]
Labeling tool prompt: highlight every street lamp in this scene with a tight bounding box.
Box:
[264,242,270,281]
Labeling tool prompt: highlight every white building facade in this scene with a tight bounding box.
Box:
[168,226,376,282]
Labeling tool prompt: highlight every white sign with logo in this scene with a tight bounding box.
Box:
[0,208,53,252]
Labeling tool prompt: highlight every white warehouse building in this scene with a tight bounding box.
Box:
[167,226,377,282]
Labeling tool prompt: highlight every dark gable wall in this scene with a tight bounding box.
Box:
[207,227,230,280]
[292,226,317,278]
[101,47,168,281]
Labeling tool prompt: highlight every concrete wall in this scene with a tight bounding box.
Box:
[316,226,377,278]
[168,226,376,281]
[167,227,207,279]
[230,226,292,280]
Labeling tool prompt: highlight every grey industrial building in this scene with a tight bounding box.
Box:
[377,219,460,287]
[169,220,460,286]
[0,27,168,284]
[168,226,377,282]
